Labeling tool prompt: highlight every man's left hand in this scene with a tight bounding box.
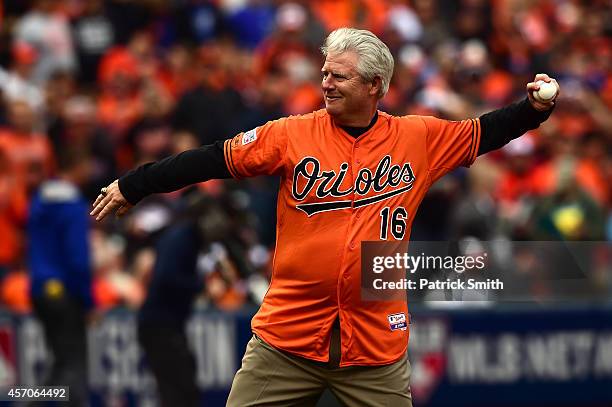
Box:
[527,73,560,111]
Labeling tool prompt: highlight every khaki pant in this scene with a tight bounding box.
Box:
[227,334,412,407]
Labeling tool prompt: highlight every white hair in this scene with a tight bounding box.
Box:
[321,28,394,98]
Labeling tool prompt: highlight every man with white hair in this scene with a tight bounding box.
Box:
[92,28,558,406]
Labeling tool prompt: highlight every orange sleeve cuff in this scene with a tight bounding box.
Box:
[466,118,482,167]
[224,138,240,179]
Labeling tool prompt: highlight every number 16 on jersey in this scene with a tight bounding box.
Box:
[379,206,407,240]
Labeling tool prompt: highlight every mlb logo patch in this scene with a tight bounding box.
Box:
[388,313,407,331]
[242,129,257,145]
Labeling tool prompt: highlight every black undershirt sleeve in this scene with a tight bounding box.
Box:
[478,97,553,156]
[118,139,231,205]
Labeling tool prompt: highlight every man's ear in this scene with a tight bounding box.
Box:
[369,76,382,96]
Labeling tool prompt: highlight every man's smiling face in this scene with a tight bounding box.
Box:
[321,51,378,126]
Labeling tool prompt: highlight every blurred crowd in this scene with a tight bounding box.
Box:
[0,0,610,314]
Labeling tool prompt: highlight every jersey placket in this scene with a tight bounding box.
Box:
[336,137,364,364]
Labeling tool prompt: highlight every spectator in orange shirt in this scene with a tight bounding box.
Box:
[0,146,28,273]
[253,3,313,80]
[0,100,54,195]
[530,132,609,208]
[96,47,143,140]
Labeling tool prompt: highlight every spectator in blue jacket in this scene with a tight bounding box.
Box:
[28,147,93,406]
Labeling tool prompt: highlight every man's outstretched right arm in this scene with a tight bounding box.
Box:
[120,140,230,203]
[92,117,289,221]
[91,140,230,221]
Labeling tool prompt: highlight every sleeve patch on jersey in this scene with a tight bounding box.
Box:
[242,128,257,145]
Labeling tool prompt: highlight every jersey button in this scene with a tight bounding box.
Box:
[356,158,362,164]
[356,212,361,219]
[349,241,356,250]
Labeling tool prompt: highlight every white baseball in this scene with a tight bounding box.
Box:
[534,80,557,102]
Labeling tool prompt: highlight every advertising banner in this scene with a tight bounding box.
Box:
[0,306,611,406]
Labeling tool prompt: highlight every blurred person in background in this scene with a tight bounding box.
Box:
[253,2,323,115]
[172,42,246,145]
[0,41,44,116]
[176,0,226,46]
[122,57,174,168]
[137,189,204,407]
[449,159,501,241]
[0,99,54,195]
[13,0,76,85]
[44,70,77,132]
[224,0,276,50]
[48,95,117,202]
[253,2,312,80]
[0,145,28,279]
[70,0,115,86]
[90,226,146,311]
[156,44,198,100]
[96,30,150,141]
[27,147,94,407]
[495,134,538,239]
[310,0,388,33]
[530,99,609,209]
[92,27,559,406]
[138,185,257,406]
[530,156,606,241]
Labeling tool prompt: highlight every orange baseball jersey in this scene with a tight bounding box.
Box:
[224,109,481,366]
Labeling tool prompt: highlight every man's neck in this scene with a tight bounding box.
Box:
[335,109,378,126]
[340,112,379,138]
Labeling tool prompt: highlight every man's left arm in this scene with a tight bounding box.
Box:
[478,73,559,155]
